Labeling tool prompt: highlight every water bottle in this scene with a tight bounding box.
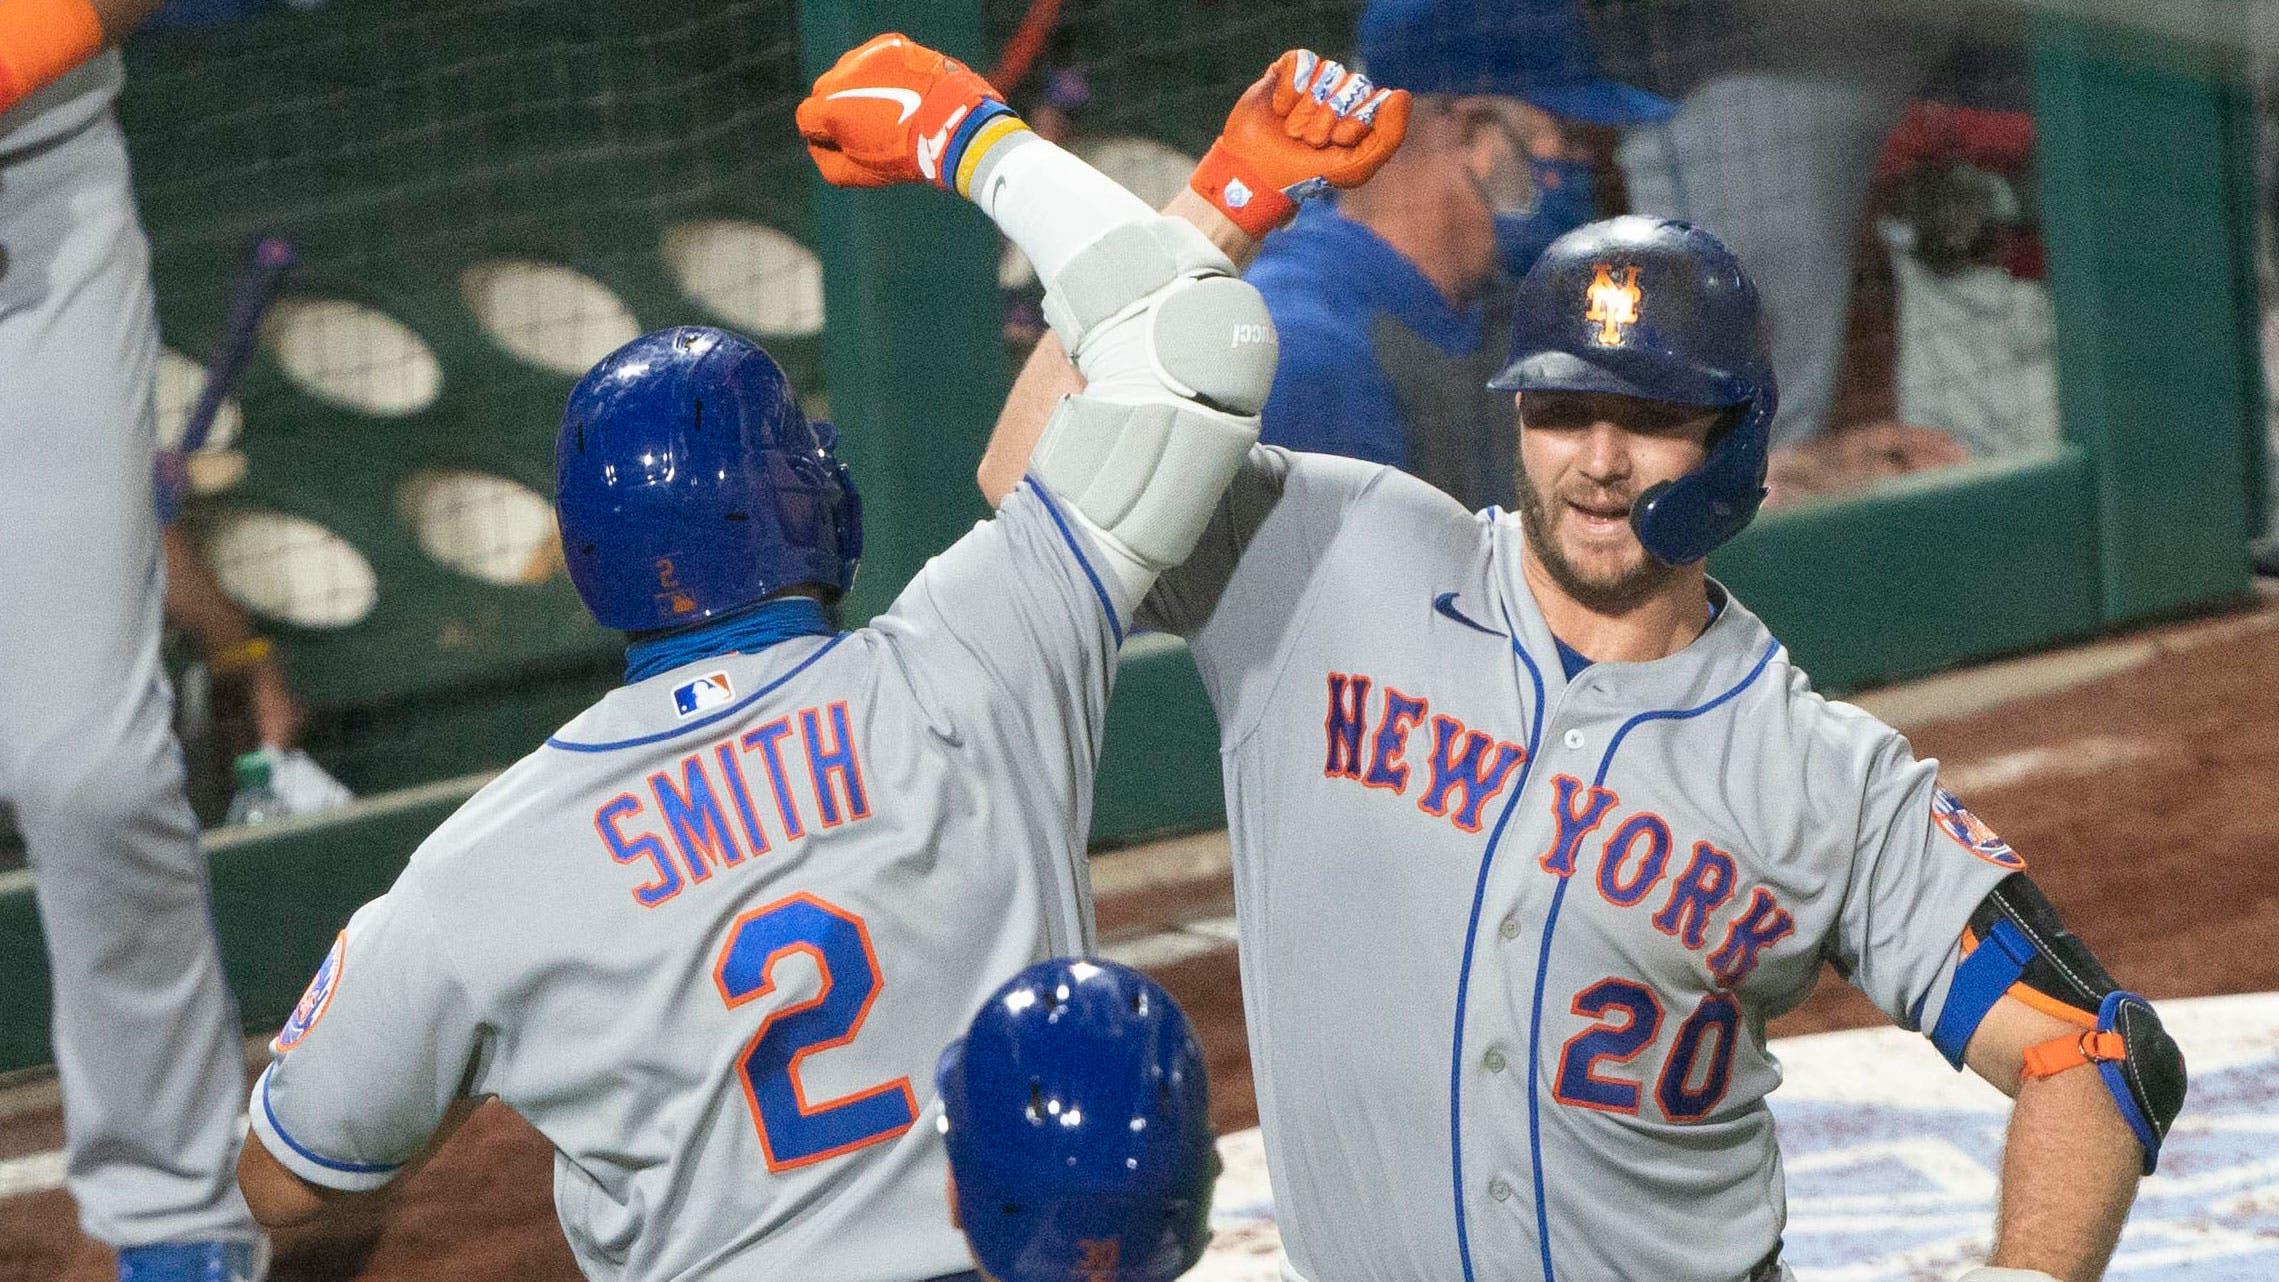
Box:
[224,751,285,827]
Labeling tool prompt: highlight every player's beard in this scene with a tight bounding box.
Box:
[1512,464,1685,614]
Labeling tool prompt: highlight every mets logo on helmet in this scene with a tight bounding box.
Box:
[1073,1239,1121,1282]
[1585,263,1643,346]
[274,930,347,1053]
[1930,787,2026,869]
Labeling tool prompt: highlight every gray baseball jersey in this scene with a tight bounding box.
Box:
[1,61,257,1246]
[253,479,1134,1282]
[1143,447,2020,1282]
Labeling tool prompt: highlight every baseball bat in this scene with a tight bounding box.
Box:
[180,234,297,456]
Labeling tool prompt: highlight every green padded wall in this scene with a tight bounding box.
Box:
[1710,448,2102,689]
[796,0,1005,624]
[124,2,819,707]
[2031,13,2262,623]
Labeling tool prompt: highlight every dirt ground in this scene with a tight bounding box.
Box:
[5,600,2276,1281]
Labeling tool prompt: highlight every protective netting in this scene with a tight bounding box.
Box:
[78,0,2260,836]
[118,0,818,811]
[982,0,2060,505]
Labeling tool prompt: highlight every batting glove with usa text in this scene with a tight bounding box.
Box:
[1190,49,1412,237]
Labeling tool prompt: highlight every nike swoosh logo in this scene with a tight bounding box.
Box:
[1433,592,1505,639]
[915,103,971,183]
[826,86,921,123]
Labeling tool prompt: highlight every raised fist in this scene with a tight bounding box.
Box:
[1191,50,1413,237]
[796,33,1010,189]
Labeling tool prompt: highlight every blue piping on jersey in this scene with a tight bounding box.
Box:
[259,1070,400,1177]
[1522,638,1780,1280]
[545,633,849,753]
[1024,474,1124,647]
[1444,597,1547,1282]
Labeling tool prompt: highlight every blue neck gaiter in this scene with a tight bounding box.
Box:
[624,597,835,684]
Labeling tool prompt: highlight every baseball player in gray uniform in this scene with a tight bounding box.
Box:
[2,5,268,1278]
[984,207,2184,1277]
[234,36,1405,1281]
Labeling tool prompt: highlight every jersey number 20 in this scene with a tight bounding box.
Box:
[1553,977,1740,1122]
[713,892,919,1171]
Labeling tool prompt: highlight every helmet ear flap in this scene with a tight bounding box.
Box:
[1630,401,1770,565]
[809,420,863,588]
[833,459,864,580]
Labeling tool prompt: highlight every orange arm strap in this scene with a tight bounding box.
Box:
[2021,1029,2128,1082]
[0,0,106,116]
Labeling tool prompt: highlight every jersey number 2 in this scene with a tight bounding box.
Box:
[713,892,918,1171]
[1553,977,1739,1122]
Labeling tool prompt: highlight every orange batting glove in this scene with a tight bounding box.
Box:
[796,32,1017,192]
[1191,50,1412,238]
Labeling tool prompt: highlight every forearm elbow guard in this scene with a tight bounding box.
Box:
[1952,875,2186,1173]
[1031,217,1275,569]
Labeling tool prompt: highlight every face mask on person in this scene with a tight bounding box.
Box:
[1457,101,1597,280]
[1492,156,1598,280]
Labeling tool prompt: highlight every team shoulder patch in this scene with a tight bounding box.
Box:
[1931,787,2025,869]
[274,930,346,1053]
[673,670,735,718]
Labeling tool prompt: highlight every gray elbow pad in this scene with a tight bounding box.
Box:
[1033,218,1277,568]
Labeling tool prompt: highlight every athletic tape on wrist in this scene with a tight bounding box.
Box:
[942,99,1023,194]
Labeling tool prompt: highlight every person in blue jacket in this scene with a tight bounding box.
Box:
[1250,0,1672,511]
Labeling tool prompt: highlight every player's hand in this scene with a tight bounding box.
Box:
[1190,50,1412,237]
[796,33,1009,189]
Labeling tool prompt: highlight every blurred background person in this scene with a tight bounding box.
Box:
[0,0,268,1275]
[1874,82,2055,464]
[155,463,307,759]
[1606,0,1962,451]
[1244,0,1673,513]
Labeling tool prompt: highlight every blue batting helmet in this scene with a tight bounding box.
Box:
[938,958,1217,1282]
[1490,216,1777,565]
[555,326,861,632]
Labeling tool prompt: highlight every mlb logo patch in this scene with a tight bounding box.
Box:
[673,671,735,718]
[274,931,346,1053]
[1931,787,2025,869]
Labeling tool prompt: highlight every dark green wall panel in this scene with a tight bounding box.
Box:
[798,0,1006,624]
[2031,14,2260,622]
[1710,448,2103,690]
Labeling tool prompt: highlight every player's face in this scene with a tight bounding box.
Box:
[1512,390,1719,611]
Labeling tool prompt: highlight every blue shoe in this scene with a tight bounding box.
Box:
[116,1237,268,1282]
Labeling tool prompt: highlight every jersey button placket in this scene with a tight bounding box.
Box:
[1562,727,1587,751]
[1483,1046,1506,1073]
[1488,1176,1513,1202]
